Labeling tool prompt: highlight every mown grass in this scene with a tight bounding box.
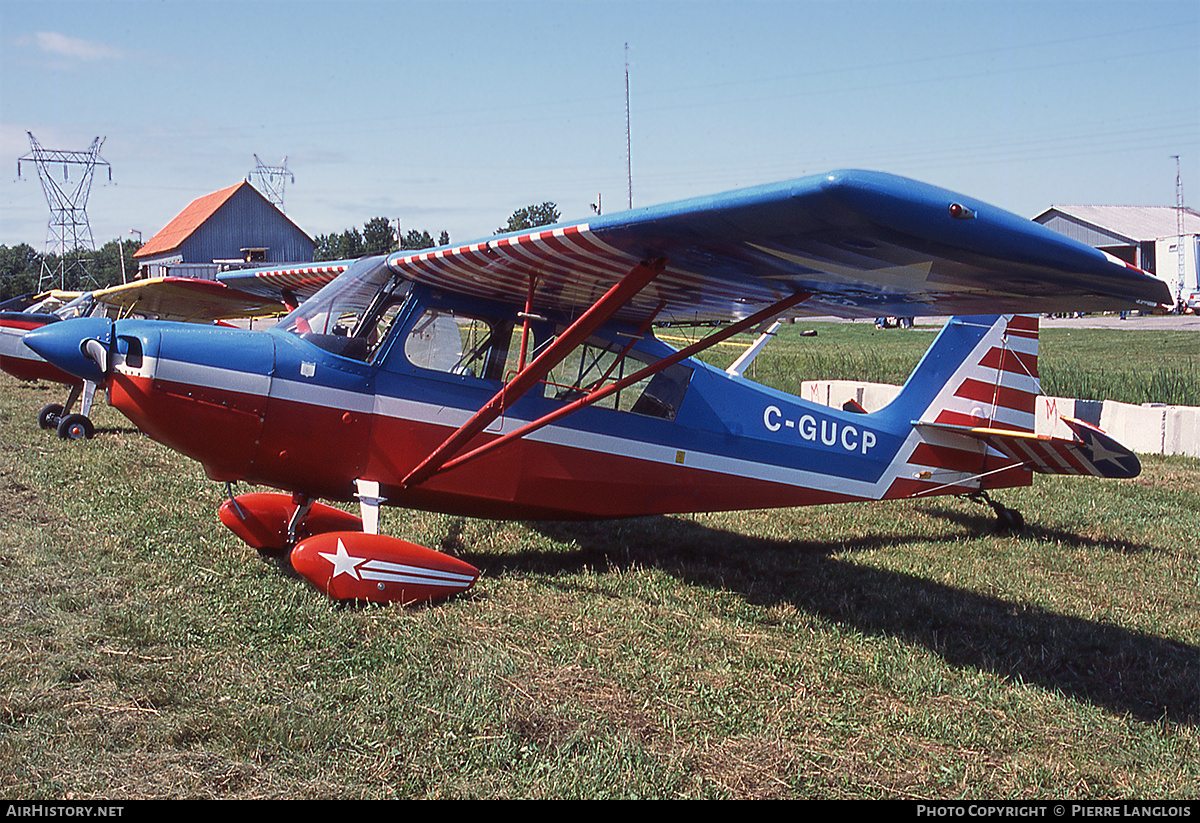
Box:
[1038,327,1200,407]
[1,320,1198,799]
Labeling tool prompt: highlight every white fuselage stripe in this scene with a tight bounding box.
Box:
[131,354,968,500]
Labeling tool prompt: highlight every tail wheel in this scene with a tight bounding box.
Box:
[996,506,1024,533]
[57,414,94,441]
[968,491,1024,534]
[37,404,65,429]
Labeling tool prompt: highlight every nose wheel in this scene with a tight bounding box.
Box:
[36,382,96,440]
[57,413,95,440]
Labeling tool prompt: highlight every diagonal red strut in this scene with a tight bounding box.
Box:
[401,257,668,489]
[436,290,812,477]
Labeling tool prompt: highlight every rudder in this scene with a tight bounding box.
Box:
[880,314,1039,433]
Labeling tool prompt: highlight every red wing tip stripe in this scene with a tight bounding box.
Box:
[516,224,588,244]
[397,242,489,265]
[398,225,600,266]
[254,266,346,276]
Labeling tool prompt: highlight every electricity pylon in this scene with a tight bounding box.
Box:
[17,132,111,290]
[249,154,293,212]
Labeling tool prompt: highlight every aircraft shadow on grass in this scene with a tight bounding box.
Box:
[448,511,1200,726]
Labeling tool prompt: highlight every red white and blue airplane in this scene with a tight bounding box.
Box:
[24,170,1172,606]
[0,272,340,439]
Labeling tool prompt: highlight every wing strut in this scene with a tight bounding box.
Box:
[516,273,539,371]
[435,290,812,478]
[401,257,669,489]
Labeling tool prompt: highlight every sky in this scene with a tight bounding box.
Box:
[1,0,1197,252]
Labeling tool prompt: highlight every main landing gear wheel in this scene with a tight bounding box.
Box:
[38,403,64,430]
[968,491,1024,533]
[57,413,95,440]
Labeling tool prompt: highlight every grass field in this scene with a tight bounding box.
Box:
[1,320,1198,799]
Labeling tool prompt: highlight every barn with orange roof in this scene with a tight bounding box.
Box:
[133,181,315,280]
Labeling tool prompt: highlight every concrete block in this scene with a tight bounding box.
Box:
[1036,396,1076,439]
[1100,400,1167,455]
[800,380,900,412]
[1164,406,1200,458]
[797,383,1198,457]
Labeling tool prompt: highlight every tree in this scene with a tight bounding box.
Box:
[0,241,141,297]
[0,243,42,302]
[400,230,435,250]
[5,243,41,274]
[335,228,364,260]
[88,238,142,288]
[362,217,396,256]
[496,202,560,235]
[313,218,448,261]
[313,232,340,262]
[313,228,364,261]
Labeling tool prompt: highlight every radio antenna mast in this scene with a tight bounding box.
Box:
[1172,155,1184,310]
[625,43,633,210]
[17,132,110,290]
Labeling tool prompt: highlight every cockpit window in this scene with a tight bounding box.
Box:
[404,308,517,381]
[277,255,409,361]
[542,334,691,420]
[53,294,95,319]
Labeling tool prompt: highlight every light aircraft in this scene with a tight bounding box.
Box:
[2,276,292,439]
[25,170,1172,607]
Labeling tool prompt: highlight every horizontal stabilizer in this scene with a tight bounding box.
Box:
[915,417,1141,479]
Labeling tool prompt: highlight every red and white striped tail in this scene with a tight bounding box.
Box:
[900,314,1141,496]
[920,314,1039,434]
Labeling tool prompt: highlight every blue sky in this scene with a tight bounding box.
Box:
[2,0,1197,251]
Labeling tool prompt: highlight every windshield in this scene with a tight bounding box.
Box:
[54,294,96,319]
[276,255,411,360]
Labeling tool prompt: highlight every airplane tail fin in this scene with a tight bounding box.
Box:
[881,315,1141,492]
[882,314,1040,433]
[875,315,1041,495]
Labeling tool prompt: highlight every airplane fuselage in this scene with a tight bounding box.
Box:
[91,282,1021,520]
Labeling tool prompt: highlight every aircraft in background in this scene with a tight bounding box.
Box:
[26,170,1172,606]
[216,261,351,311]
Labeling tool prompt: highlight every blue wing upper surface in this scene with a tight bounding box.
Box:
[232,170,1173,326]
